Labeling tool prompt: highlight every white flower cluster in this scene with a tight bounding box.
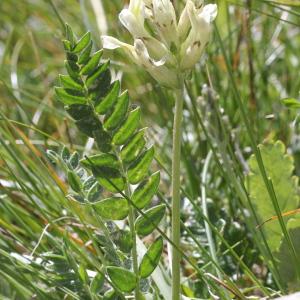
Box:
[102,0,217,88]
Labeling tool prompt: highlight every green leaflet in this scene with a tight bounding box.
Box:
[247,141,299,252]
[93,129,112,153]
[80,50,103,75]
[112,107,141,145]
[139,236,163,278]
[128,146,155,184]
[80,153,119,169]
[59,75,82,90]
[65,60,80,80]
[73,32,91,53]
[78,264,89,283]
[90,272,105,294]
[120,129,146,163]
[92,197,129,220]
[95,81,120,114]
[135,204,166,236]
[93,166,126,193]
[132,171,160,209]
[67,170,81,192]
[86,61,110,90]
[66,104,93,120]
[106,267,136,293]
[103,91,129,130]
[78,41,93,65]
[281,98,300,109]
[55,87,86,105]
[75,116,102,137]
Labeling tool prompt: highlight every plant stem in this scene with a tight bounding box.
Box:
[128,202,140,299]
[171,85,184,300]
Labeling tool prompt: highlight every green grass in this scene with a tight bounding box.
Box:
[1,0,300,299]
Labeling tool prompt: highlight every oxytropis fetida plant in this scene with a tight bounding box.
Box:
[102,1,217,299]
[53,25,166,299]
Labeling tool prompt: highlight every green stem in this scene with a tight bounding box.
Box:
[171,86,184,300]
[128,198,140,299]
[118,149,140,299]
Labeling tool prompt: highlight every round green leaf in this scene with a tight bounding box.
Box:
[107,266,136,293]
[139,237,163,278]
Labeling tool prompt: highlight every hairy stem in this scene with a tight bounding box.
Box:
[171,86,184,300]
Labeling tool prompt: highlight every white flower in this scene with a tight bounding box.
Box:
[102,0,217,87]
[180,2,217,70]
[134,39,178,88]
[152,0,178,46]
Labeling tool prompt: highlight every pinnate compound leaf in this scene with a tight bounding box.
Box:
[92,197,129,220]
[128,146,155,184]
[135,204,166,236]
[132,171,160,209]
[247,141,299,252]
[112,107,141,145]
[106,266,136,292]
[139,237,163,278]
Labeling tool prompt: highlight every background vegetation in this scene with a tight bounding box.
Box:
[0,0,300,299]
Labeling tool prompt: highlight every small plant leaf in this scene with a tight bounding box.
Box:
[135,204,166,236]
[73,32,91,53]
[69,151,79,169]
[247,141,299,252]
[112,107,141,145]
[106,266,136,292]
[59,75,82,90]
[92,197,129,220]
[86,61,110,89]
[132,171,160,209]
[103,91,129,130]
[139,237,163,278]
[94,168,126,193]
[281,98,300,109]
[80,153,119,169]
[90,272,105,294]
[81,50,103,75]
[55,87,86,105]
[128,146,155,184]
[67,170,81,193]
[78,41,93,65]
[95,81,120,114]
[75,116,102,137]
[66,104,93,120]
[120,129,146,163]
